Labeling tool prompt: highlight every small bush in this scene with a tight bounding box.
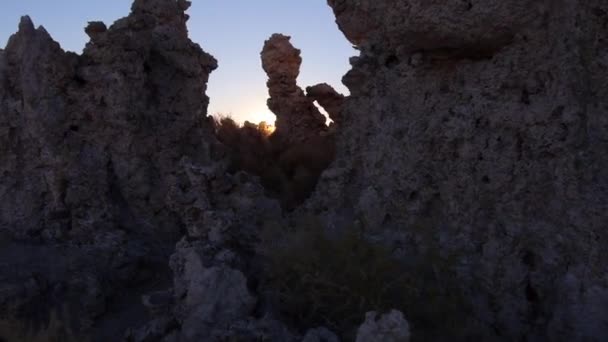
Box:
[257,219,471,340]
[257,221,413,338]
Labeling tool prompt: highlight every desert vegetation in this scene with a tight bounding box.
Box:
[256,217,470,340]
[211,114,335,209]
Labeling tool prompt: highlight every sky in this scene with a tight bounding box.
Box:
[0,0,356,124]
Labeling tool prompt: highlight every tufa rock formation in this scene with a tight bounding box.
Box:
[250,34,342,208]
[0,1,270,340]
[0,1,348,341]
[2,0,607,340]
[1,0,218,242]
[261,34,328,145]
[303,0,608,340]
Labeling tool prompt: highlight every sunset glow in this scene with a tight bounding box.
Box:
[249,111,277,126]
[257,121,276,136]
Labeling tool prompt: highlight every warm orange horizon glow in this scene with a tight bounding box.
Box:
[257,121,276,136]
[248,111,276,126]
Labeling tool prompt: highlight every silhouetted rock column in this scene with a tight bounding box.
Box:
[261,34,327,146]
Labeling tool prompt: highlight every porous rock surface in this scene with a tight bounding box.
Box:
[0,1,344,341]
[0,0,264,340]
[3,0,607,341]
[305,0,608,340]
[1,0,219,242]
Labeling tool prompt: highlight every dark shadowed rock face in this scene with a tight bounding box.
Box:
[0,0,222,339]
[1,1,217,242]
[329,0,539,56]
[2,0,607,340]
[306,0,608,340]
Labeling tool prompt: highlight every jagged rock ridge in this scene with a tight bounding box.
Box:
[0,0,227,339]
[1,0,218,241]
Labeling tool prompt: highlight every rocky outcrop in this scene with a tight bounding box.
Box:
[1,0,218,242]
[305,0,608,340]
[258,34,339,208]
[329,0,537,57]
[4,0,607,341]
[306,83,345,124]
[126,161,294,341]
[261,34,328,145]
[1,16,78,240]
[0,0,223,339]
[1,3,302,338]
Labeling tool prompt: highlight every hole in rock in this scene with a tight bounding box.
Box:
[314,101,335,126]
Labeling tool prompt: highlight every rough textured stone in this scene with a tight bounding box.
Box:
[306,0,608,340]
[1,0,218,241]
[261,34,327,145]
[329,0,538,56]
[4,1,607,341]
[0,1,220,339]
[355,311,410,342]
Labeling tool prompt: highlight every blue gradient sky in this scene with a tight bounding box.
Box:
[0,0,356,124]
